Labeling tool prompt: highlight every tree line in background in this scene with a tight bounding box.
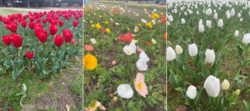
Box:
[0,0,83,7]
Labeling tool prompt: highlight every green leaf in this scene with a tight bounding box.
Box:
[243,100,250,111]
[194,87,204,104]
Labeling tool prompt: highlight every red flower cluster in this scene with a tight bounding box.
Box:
[120,32,132,42]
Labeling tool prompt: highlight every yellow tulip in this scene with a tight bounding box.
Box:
[106,28,110,33]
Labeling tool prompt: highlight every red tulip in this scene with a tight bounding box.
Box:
[71,39,75,44]
[120,35,126,42]
[42,18,47,24]
[101,28,104,33]
[0,15,2,21]
[51,20,58,25]
[2,35,11,46]
[53,35,64,47]
[2,17,10,24]
[36,18,41,23]
[20,20,27,28]
[5,22,17,33]
[59,20,64,27]
[63,29,73,42]
[78,39,81,43]
[28,21,35,29]
[26,51,34,59]
[74,15,79,20]
[37,30,48,43]
[29,16,34,21]
[146,42,151,46]
[10,34,23,48]
[73,21,79,27]
[49,24,58,35]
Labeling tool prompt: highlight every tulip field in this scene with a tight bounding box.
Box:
[167,1,250,111]
[0,9,83,110]
[83,1,166,111]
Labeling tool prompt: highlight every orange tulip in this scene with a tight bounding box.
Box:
[164,33,167,41]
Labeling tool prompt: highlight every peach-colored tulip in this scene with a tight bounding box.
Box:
[134,73,148,98]
[131,34,136,37]
[85,45,93,51]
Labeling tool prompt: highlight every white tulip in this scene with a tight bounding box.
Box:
[221,79,230,90]
[231,8,235,16]
[206,20,212,28]
[238,13,241,18]
[168,15,174,22]
[242,33,250,44]
[199,24,205,33]
[117,84,134,99]
[197,11,199,14]
[217,19,223,27]
[167,21,170,26]
[90,38,97,44]
[234,30,239,37]
[240,18,243,22]
[188,43,198,57]
[198,19,203,25]
[123,46,134,55]
[204,75,220,97]
[184,12,187,15]
[151,20,156,25]
[214,13,218,19]
[181,18,185,24]
[226,13,231,19]
[129,42,136,54]
[175,45,183,55]
[205,49,215,63]
[206,8,212,16]
[186,85,197,99]
[136,59,148,71]
[167,46,176,61]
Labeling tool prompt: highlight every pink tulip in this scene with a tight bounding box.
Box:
[112,61,116,65]
[136,45,143,53]
[131,34,136,37]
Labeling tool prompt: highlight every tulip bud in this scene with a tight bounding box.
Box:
[206,20,211,28]
[235,89,240,96]
[238,13,241,18]
[214,13,218,19]
[221,79,230,90]
[188,43,198,57]
[217,19,223,27]
[186,85,197,99]
[231,8,235,16]
[205,49,215,63]
[198,19,202,25]
[167,46,176,61]
[234,30,239,37]
[175,45,183,54]
[240,18,243,22]
[204,75,220,97]
[242,33,250,44]
[181,18,185,24]
[198,24,204,33]
[168,15,173,22]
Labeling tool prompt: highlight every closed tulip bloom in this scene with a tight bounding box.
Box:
[198,24,204,33]
[53,35,64,47]
[240,18,243,22]
[73,21,79,27]
[242,33,250,44]
[168,15,173,22]
[167,46,176,61]
[117,84,133,99]
[217,19,223,27]
[63,29,73,42]
[175,45,183,54]
[214,13,218,19]
[28,21,35,29]
[205,49,215,63]
[238,13,241,18]
[206,8,212,16]
[59,20,64,27]
[26,51,34,59]
[226,13,231,19]
[198,19,202,25]
[20,21,27,28]
[181,18,185,24]
[49,24,58,35]
[231,8,235,16]
[10,34,23,48]
[234,30,239,37]
[37,30,47,43]
[221,79,230,90]
[204,75,220,97]
[2,35,11,46]
[71,39,75,45]
[188,43,198,57]
[206,20,212,28]
[5,22,17,33]
[186,85,197,99]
